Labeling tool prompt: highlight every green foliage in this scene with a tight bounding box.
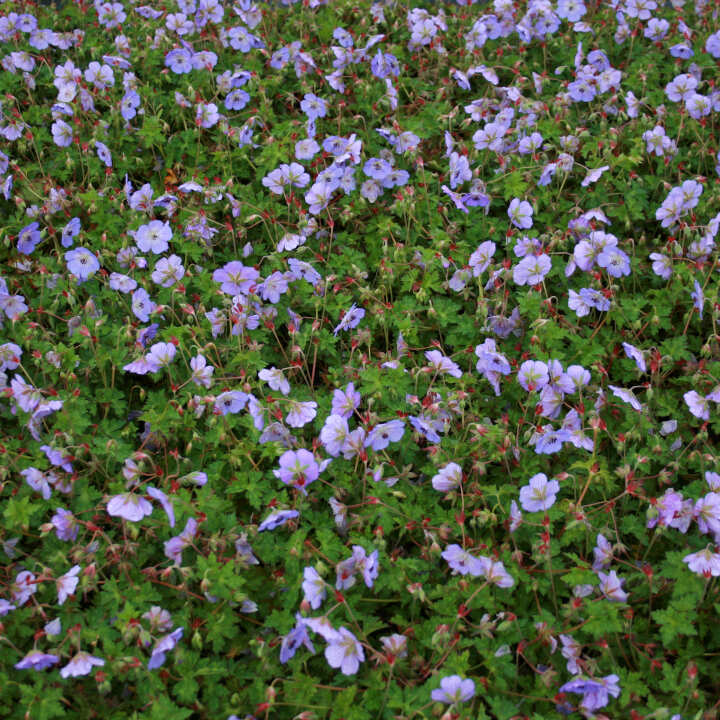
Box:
[2,0,720,718]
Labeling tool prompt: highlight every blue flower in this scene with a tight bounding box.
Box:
[17,222,41,255]
[65,248,100,282]
[258,509,299,533]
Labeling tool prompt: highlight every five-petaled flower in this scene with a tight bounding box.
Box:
[431,675,476,704]
[274,449,319,494]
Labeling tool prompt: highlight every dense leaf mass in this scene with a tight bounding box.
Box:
[2,0,720,717]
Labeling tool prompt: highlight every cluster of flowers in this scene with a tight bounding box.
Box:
[3,0,720,715]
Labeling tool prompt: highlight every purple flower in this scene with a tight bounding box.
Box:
[365,419,405,451]
[559,674,620,713]
[678,179,703,211]
[302,566,327,609]
[568,77,597,103]
[143,606,173,633]
[288,258,321,286]
[285,400,317,428]
[17,222,41,254]
[212,261,259,295]
[517,360,549,392]
[468,241,496,276]
[263,167,289,195]
[431,675,475,704]
[51,508,79,541]
[151,255,184,288]
[0,342,22,372]
[215,390,249,415]
[28,400,63,441]
[95,141,112,167]
[165,48,193,75]
[333,304,365,335]
[258,509,299,532]
[300,93,327,120]
[148,627,184,669]
[533,426,572,455]
[109,272,137,293]
[259,271,292,304]
[341,427,367,460]
[131,288,156,323]
[320,414,349,457]
[274,449,319,494]
[683,390,710,420]
[695,493,720,537]
[190,355,214,389]
[371,50,399,79]
[692,280,704,320]
[146,342,176,369]
[295,138,320,160]
[597,571,628,602]
[57,564,81,605]
[364,157,393,182]
[280,616,315,664]
[84,61,114,89]
[684,548,720,578]
[11,570,37,606]
[441,544,484,576]
[507,198,533,229]
[425,350,462,378]
[380,634,407,659]
[335,554,358,591]
[164,517,198,564]
[65,248,100,282]
[519,473,560,512]
[441,185,468,213]
[0,599,17,615]
[331,383,361,419]
[408,414,442,443]
[592,534,613,571]
[135,220,172,254]
[513,254,552,286]
[121,90,141,119]
[51,119,73,147]
[580,165,610,187]
[15,651,60,671]
[0,293,29,321]
[107,493,153,522]
[557,0,586,21]
[147,486,175,528]
[432,463,462,492]
[665,73,697,103]
[196,102,219,129]
[707,31,720,58]
[608,385,643,412]
[351,546,379,588]
[225,89,250,111]
[597,247,630,278]
[575,287,610,313]
[11,376,42,413]
[622,342,646,372]
[21,467,54,500]
[59,652,105,678]
[44,618,61,636]
[304,179,335,215]
[324,627,364,675]
[124,356,159,376]
[566,366,591,392]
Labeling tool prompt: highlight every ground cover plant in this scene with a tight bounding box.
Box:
[2,0,720,717]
